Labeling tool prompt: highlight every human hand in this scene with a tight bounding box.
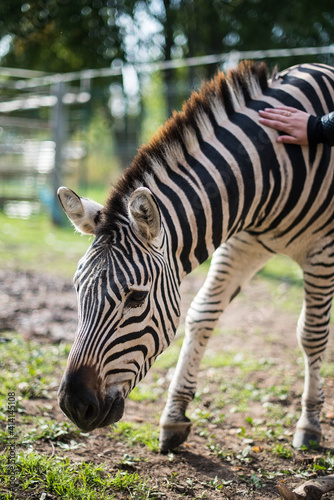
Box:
[259,106,310,145]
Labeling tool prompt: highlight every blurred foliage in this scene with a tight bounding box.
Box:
[0,0,126,71]
[140,71,167,143]
[1,0,334,72]
[1,1,334,204]
[0,211,93,277]
[1,1,334,112]
[71,107,120,187]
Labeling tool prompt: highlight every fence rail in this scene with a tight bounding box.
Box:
[1,45,333,222]
[1,45,334,89]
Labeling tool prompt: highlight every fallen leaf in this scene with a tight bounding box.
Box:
[252,446,263,453]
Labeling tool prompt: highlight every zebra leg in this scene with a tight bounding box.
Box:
[293,262,334,449]
[159,234,272,452]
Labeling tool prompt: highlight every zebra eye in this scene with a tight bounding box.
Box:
[125,290,148,308]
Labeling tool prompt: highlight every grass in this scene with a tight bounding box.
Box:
[272,444,293,459]
[0,333,161,498]
[258,254,303,284]
[0,333,69,401]
[0,330,167,495]
[0,323,333,498]
[0,212,92,278]
[108,422,160,453]
[0,183,110,278]
[1,212,334,498]
[0,450,158,500]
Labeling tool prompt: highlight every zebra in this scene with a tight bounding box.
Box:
[57,60,334,452]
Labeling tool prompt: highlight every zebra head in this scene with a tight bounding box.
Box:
[57,187,180,431]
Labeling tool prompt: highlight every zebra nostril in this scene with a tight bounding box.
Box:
[84,402,98,422]
[58,366,102,429]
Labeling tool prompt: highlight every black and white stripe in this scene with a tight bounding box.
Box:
[57,61,334,450]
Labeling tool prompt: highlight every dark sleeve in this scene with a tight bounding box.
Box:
[321,111,334,146]
[307,112,334,147]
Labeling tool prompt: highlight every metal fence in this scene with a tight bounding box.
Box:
[0,45,333,223]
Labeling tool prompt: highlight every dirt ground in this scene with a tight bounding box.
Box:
[1,268,334,499]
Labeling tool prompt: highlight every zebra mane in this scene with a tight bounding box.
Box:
[97,60,269,235]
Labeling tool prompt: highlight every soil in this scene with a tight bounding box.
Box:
[1,268,334,499]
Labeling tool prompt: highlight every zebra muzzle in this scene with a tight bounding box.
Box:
[57,365,125,431]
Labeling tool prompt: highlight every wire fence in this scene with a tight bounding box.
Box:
[0,46,333,222]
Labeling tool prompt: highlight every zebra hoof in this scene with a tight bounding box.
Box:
[293,429,321,449]
[159,420,192,452]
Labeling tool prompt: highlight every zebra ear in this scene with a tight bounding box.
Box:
[57,187,104,235]
[128,187,161,241]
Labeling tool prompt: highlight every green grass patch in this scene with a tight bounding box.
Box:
[201,348,274,372]
[0,332,163,498]
[320,358,334,378]
[271,444,293,459]
[20,419,82,446]
[108,422,160,453]
[0,450,158,499]
[259,254,303,284]
[0,212,92,278]
[0,333,78,449]
[0,333,69,401]
[154,331,184,370]
[129,383,164,403]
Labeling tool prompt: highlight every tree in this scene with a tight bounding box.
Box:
[2,0,334,75]
[0,0,126,72]
[2,0,334,73]
[116,0,334,113]
[1,0,334,175]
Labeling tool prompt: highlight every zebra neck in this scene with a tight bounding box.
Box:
[150,147,254,281]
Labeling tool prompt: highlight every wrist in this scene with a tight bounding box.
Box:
[320,112,334,147]
[307,114,326,146]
